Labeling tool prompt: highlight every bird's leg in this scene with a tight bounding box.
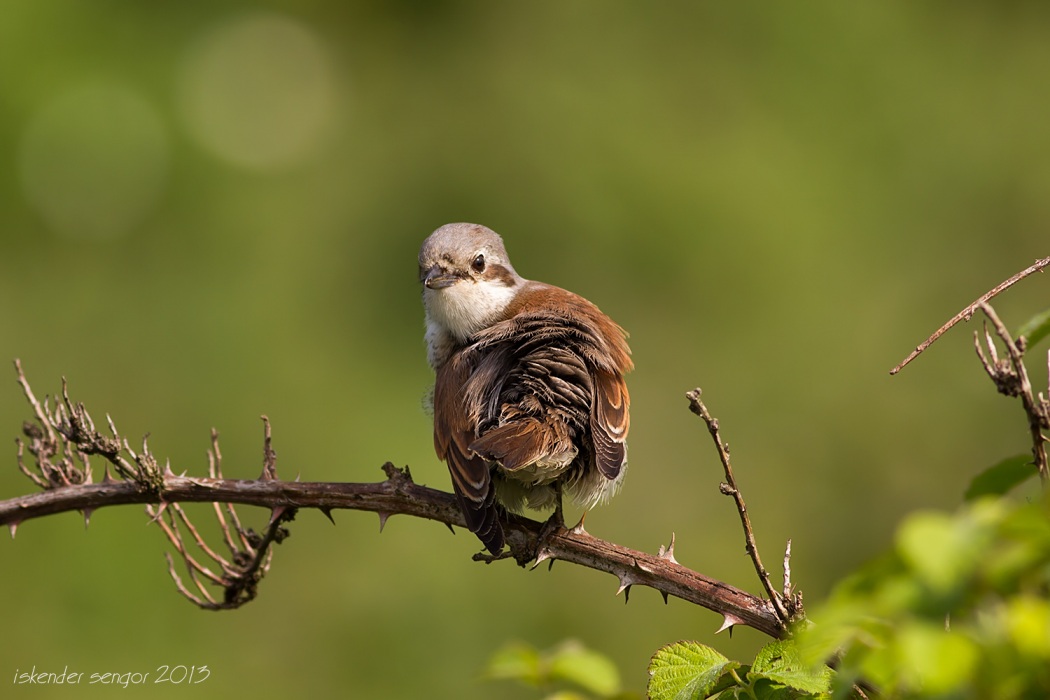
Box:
[536,482,566,554]
[551,481,567,528]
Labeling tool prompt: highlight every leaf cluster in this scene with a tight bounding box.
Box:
[647,639,831,700]
[799,493,1050,698]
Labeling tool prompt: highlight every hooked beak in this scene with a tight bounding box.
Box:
[423,266,461,290]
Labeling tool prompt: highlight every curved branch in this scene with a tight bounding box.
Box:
[6,359,785,636]
[0,464,783,637]
[890,255,1050,375]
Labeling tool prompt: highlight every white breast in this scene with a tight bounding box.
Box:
[424,278,518,368]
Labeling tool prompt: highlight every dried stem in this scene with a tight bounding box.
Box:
[685,388,799,630]
[14,358,56,445]
[973,303,1050,483]
[891,256,1050,375]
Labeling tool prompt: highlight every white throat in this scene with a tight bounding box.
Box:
[424,278,518,368]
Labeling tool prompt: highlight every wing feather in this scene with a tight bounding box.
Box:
[591,369,630,479]
[433,351,505,553]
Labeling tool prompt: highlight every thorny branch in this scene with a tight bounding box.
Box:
[4,361,784,637]
[686,389,802,631]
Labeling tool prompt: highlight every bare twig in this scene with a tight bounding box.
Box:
[973,303,1050,483]
[15,358,56,445]
[686,388,799,630]
[207,428,253,554]
[890,256,1050,375]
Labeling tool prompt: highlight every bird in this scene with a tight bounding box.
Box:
[419,222,632,554]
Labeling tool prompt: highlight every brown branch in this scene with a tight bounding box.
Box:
[686,389,799,631]
[0,467,784,637]
[890,256,1050,375]
[6,362,785,638]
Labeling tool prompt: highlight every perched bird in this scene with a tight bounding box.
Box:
[419,222,632,554]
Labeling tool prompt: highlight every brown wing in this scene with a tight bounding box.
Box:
[467,344,585,473]
[590,369,630,479]
[469,418,548,472]
[433,349,504,553]
[469,282,632,482]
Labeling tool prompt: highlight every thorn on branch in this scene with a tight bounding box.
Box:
[658,533,679,565]
[716,613,745,635]
[268,505,292,528]
[616,573,635,603]
[530,547,554,569]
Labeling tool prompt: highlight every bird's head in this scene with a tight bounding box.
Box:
[419,223,524,345]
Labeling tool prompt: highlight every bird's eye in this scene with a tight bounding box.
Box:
[471,254,486,273]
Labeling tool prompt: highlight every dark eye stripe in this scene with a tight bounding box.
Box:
[488,263,517,287]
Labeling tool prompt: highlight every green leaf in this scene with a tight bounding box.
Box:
[1005,595,1050,659]
[648,641,739,700]
[894,622,978,694]
[1017,307,1050,350]
[753,681,813,699]
[895,510,990,595]
[750,640,831,695]
[709,665,750,697]
[548,642,622,697]
[485,642,542,685]
[965,454,1037,500]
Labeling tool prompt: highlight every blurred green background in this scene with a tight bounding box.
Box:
[2,2,1048,698]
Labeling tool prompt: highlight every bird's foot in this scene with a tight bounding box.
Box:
[540,506,565,541]
[530,504,565,568]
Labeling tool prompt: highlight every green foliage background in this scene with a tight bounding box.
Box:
[1,2,1048,698]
